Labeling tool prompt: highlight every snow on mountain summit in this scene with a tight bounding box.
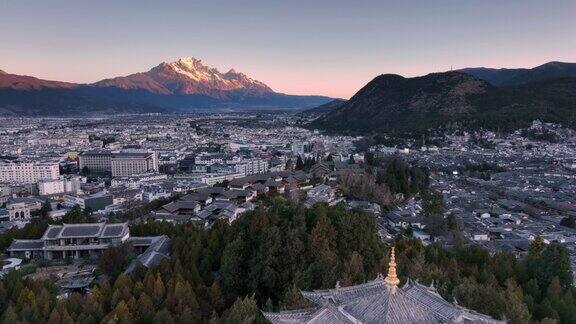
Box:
[93,56,273,96]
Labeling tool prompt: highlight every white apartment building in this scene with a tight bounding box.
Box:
[111,151,158,177]
[0,161,60,184]
[79,150,158,177]
[38,176,83,196]
[234,159,269,176]
[291,141,307,157]
[195,153,226,165]
[38,179,64,196]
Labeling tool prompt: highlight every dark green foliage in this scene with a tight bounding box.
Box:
[560,217,575,229]
[99,243,134,281]
[1,199,576,323]
[421,189,444,216]
[60,205,95,223]
[0,218,50,251]
[294,156,317,171]
[521,128,560,143]
[39,200,52,218]
[395,237,576,323]
[374,156,429,196]
[312,71,576,135]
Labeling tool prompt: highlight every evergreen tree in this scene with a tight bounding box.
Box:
[295,157,304,170]
[39,200,52,218]
[223,295,259,324]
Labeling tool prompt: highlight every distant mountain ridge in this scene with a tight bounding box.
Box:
[93,57,273,97]
[313,63,576,134]
[459,61,576,86]
[0,57,332,116]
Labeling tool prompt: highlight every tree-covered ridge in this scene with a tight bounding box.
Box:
[0,199,575,323]
[311,71,576,135]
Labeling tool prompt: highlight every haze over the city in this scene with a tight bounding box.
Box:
[1,0,576,98]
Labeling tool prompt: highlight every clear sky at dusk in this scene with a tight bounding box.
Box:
[1,0,575,98]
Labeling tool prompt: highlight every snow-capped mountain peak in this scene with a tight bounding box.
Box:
[94,56,273,96]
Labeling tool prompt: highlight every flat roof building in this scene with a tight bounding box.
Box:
[0,161,60,184]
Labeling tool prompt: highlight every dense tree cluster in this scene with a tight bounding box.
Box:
[395,235,576,323]
[294,156,317,171]
[1,199,575,323]
[339,155,429,206]
[0,199,387,323]
[521,128,560,143]
[559,216,576,229]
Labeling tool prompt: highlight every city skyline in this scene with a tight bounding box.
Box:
[2,0,576,98]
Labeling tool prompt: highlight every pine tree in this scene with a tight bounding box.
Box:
[341,251,365,286]
[1,303,19,324]
[153,273,166,304]
[223,295,259,324]
[280,283,308,310]
[504,279,531,324]
[102,300,134,324]
[152,308,174,324]
[46,308,61,324]
[209,281,225,313]
[136,293,154,323]
[295,156,304,170]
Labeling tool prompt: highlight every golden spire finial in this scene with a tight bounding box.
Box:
[385,247,400,286]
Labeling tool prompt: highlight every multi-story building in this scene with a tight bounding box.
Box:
[195,153,226,166]
[38,176,84,196]
[291,141,307,157]
[38,179,65,196]
[234,158,269,176]
[79,150,158,177]
[79,150,112,173]
[111,151,158,177]
[0,161,60,184]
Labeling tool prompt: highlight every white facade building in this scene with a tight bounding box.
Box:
[38,176,83,196]
[234,159,269,175]
[111,151,158,177]
[38,179,65,196]
[79,150,158,177]
[0,161,60,184]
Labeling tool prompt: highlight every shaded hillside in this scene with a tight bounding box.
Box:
[312,72,576,134]
[312,72,491,133]
[460,61,576,86]
[299,99,347,117]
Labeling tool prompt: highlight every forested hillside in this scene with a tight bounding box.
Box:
[0,198,575,323]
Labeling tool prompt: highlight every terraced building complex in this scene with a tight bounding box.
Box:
[6,222,168,266]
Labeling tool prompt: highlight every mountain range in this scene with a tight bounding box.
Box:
[459,61,576,86]
[311,61,576,134]
[0,57,332,116]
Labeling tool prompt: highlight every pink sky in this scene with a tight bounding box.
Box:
[1,0,575,98]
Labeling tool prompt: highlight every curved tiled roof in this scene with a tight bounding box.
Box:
[263,277,505,324]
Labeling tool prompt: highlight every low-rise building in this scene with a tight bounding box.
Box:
[7,223,170,265]
[4,197,43,222]
[63,191,113,211]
